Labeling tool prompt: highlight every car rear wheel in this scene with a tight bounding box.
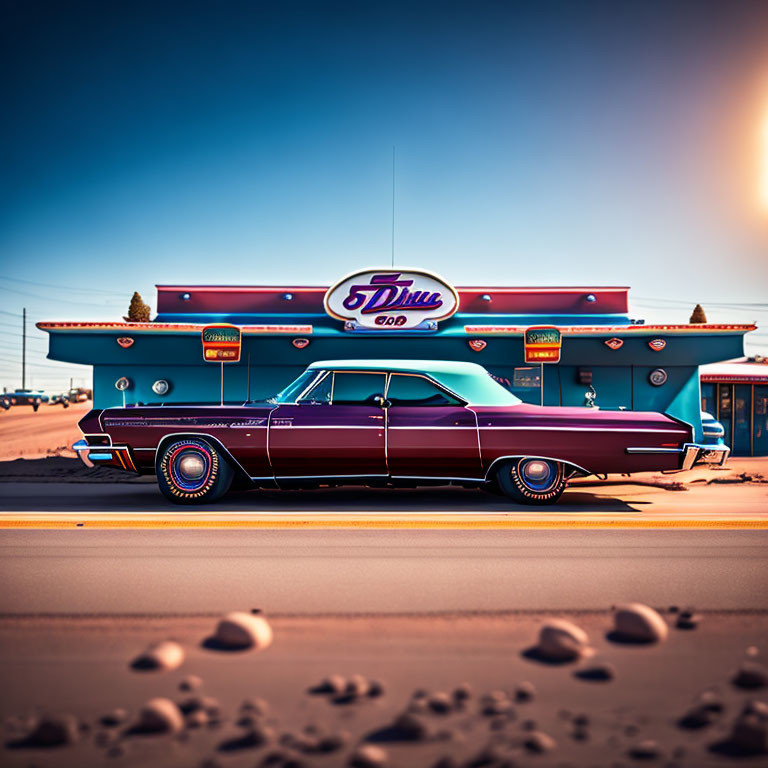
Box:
[157,438,233,504]
[496,458,567,505]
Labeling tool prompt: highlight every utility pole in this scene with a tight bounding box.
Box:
[21,307,26,390]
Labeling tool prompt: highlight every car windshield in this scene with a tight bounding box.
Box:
[269,369,321,404]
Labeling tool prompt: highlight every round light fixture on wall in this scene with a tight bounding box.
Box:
[152,379,171,396]
[649,368,668,387]
[115,377,131,391]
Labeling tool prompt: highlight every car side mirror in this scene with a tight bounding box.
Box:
[374,395,391,409]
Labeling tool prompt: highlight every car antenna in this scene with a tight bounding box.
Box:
[21,307,26,390]
[391,145,395,268]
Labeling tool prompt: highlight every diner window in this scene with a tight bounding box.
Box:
[717,384,733,449]
[331,372,387,405]
[701,383,715,415]
[387,374,462,407]
[755,386,768,456]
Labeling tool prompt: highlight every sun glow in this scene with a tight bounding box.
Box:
[761,108,768,210]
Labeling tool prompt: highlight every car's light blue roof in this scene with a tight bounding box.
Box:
[307,359,522,406]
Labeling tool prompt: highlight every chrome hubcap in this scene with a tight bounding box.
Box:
[178,454,205,480]
[522,460,550,482]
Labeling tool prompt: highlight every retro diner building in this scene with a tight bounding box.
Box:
[39,268,756,445]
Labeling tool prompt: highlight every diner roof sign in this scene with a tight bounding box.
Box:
[324,268,459,331]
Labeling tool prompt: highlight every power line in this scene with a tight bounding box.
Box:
[0,276,125,296]
[0,357,87,370]
[0,285,123,307]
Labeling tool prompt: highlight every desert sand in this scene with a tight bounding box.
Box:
[1,611,767,767]
[0,402,90,461]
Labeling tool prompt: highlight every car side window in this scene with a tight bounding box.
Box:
[387,374,462,407]
[298,372,333,404]
[331,372,387,405]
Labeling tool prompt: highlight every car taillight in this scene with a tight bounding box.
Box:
[85,435,111,446]
[661,442,682,448]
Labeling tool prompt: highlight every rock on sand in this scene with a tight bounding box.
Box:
[22,714,80,747]
[133,698,185,735]
[130,640,185,671]
[714,701,768,756]
[208,612,273,651]
[350,744,388,767]
[611,603,668,644]
[732,662,768,690]
[530,618,592,662]
[523,730,557,753]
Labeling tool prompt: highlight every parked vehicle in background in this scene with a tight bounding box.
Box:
[74,360,730,505]
[49,393,71,408]
[0,389,49,411]
[701,411,725,446]
[67,387,92,403]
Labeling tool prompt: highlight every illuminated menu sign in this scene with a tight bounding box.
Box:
[202,324,241,362]
[524,326,562,364]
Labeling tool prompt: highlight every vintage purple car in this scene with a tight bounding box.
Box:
[74,360,728,505]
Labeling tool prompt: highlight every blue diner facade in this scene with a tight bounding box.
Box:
[39,268,755,446]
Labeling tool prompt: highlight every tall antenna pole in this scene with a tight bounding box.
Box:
[391,145,396,268]
[21,307,26,390]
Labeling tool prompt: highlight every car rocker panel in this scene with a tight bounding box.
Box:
[73,359,729,505]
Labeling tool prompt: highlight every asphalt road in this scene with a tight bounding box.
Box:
[1,527,766,614]
[1,475,767,518]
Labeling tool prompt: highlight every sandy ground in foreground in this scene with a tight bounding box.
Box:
[0,612,766,767]
[0,402,90,460]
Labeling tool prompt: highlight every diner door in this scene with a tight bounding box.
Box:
[733,385,752,456]
[268,371,388,478]
[385,373,483,479]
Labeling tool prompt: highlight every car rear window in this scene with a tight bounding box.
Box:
[387,374,461,407]
[332,372,387,405]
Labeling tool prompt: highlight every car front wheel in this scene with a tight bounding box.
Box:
[496,458,566,505]
[157,438,233,504]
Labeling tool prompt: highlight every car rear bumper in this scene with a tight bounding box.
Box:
[626,443,730,470]
[72,438,138,472]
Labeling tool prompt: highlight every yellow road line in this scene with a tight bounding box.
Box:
[1,515,767,530]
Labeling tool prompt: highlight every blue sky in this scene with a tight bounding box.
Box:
[1,0,767,388]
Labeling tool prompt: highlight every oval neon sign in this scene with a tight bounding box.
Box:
[324,268,459,330]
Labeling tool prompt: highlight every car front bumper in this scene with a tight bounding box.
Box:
[626,442,730,471]
[680,443,730,471]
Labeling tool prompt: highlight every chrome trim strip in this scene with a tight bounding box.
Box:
[479,426,685,433]
[388,425,477,430]
[392,475,485,482]
[626,447,682,454]
[269,424,384,429]
[275,474,389,480]
[73,442,131,453]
